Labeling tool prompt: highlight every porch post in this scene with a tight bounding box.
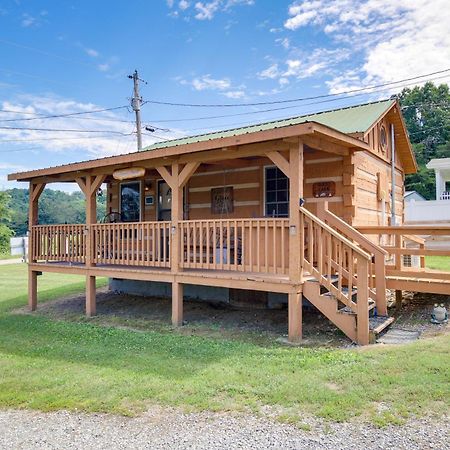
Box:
[288,140,304,342]
[288,290,302,343]
[157,161,199,327]
[171,162,184,326]
[288,140,304,282]
[28,181,46,311]
[76,174,105,317]
[86,275,96,317]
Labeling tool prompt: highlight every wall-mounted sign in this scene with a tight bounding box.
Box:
[145,195,154,206]
[113,167,146,181]
[211,187,234,214]
[313,181,336,198]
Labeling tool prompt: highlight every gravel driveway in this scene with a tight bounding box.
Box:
[1,408,448,450]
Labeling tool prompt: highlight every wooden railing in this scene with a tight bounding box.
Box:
[91,222,171,267]
[316,203,388,315]
[31,224,86,263]
[300,207,372,322]
[179,218,289,274]
[356,225,450,276]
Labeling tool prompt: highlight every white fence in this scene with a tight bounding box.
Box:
[405,199,450,224]
[10,236,28,259]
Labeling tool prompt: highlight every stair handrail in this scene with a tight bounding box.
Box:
[299,206,371,261]
[316,202,388,316]
[316,202,388,258]
[299,205,371,344]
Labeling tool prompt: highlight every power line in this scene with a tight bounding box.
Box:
[146,74,450,124]
[0,105,129,122]
[0,125,134,135]
[0,39,96,69]
[0,133,135,142]
[144,68,450,108]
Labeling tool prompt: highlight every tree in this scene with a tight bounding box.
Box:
[398,82,450,199]
[6,188,107,236]
[0,191,13,253]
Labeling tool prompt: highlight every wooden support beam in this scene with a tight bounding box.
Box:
[28,182,46,266]
[156,165,175,189]
[395,290,402,310]
[288,140,304,283]
[84,176,98,268]
[302,135,349,156]
[31,183,46,202]
[28,269,37,311]
[75,177,87,196]
[86,275,96,317]
[90,174,107,196]
[178,161,200,188]
[356,257,370,345]
[266,151,290,178]
[172,281,183,326]
[288,290,302,343]
[171,163,183,274]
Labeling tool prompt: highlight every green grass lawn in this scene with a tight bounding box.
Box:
[426,256,450,272]
[0,252,21,260]
[0,265,448,427]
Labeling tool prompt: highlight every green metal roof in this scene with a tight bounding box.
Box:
[142,99,396,152]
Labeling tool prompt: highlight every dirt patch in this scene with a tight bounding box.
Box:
[24,288,449,347]
[389,291,450,338]
[28,288,349,347]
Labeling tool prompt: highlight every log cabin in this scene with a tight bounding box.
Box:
[8,99,450,345]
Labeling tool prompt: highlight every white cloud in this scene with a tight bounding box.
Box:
[223,90,245,99]
[168,0,253,20]
[21,10,48,28]
[284,1,450,93]
[183,75,231,91]
[179,0,190,10]
[194,1,220,20]
[257,47,350,85]
[258,64,281,80]
[0,94,179,158]
[85,48,99,58]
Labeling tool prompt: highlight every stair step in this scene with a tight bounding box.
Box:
[369,316,395,334]
[338,300,376,315]
[322,288,357,297]
[304,274,339,284]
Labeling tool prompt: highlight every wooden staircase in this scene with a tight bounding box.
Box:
[299,205,394,345]
[303,275,393,344]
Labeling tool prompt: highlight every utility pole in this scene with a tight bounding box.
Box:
[128,70,143,150]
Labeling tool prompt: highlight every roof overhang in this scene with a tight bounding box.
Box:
[8,121,369,182]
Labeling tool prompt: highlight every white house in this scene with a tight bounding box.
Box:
[426,157,450,200]
[404,190,426,202]
[405,158,450,250]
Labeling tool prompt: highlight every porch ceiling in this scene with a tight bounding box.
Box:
[8,121,369,182]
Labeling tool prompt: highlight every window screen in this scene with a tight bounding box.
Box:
[265,166,289,217]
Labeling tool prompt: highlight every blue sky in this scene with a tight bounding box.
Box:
[0,0,448,191]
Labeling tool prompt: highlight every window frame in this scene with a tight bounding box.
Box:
[263,165,290,218]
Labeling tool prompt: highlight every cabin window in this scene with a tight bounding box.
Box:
[264,166,289,217]
[120,181,141,222]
